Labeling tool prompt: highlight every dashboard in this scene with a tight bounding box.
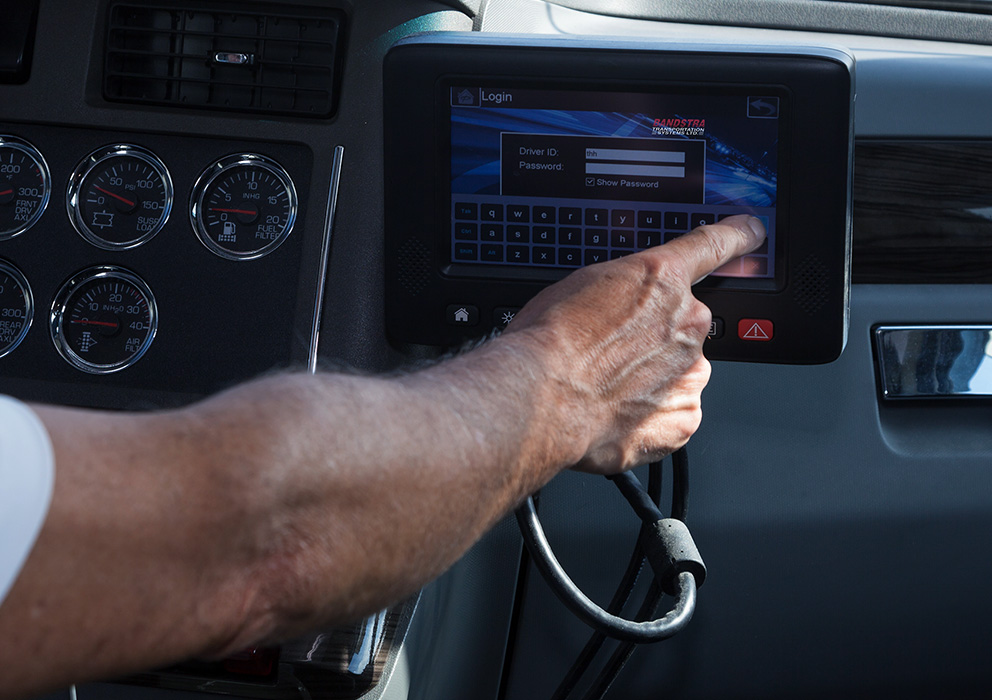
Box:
[5,0,992,699]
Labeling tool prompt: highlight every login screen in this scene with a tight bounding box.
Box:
[448,85,780,278]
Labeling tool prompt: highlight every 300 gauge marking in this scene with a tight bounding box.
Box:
[50,266,158,374]
[67,144,173,249]
[0,135,51,240]
[190,153,297,260]
[0,259,33,358]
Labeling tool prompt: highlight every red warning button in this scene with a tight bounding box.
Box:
[738,319,774,342]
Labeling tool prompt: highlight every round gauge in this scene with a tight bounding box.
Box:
[0,260,33,358]
[67,144,173,249]
[190,153,297,260]
[0,135,51,240]
[50,266,157,374]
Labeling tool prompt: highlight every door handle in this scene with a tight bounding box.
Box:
[874,325,992,399]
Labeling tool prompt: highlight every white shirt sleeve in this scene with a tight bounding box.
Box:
[0,395,55,607]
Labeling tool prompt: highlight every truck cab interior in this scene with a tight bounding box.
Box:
[4,0,992,698]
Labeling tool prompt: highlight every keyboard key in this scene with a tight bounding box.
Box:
[560,207,582,225]
[534,206,556,224]
[481,244,504,262]
[455,202,478,220]
[533,246,556,265]
[506,225,529,243]
[481,224,504,242]
[585,208,608,226]
[454,243,478,261]
[664,231,685,243]
[742,256,768,276]
[585,250,609,265]
[715,258,741,275]
[507,245,530,263]
[559,248,582,266]
[638,210,662,228]
[717,215,769,252]
[637,231,661,249]
[665,211,688,230]
[481,204,504,222]
[454,223,478,240]
[611,250,633,260]
[611,209,635,228]
[533,226,555,244]
[691,213,715,228]
[558,227,582,245]
[507,204,529,223]
[610,231,634,248]
[585,229,607,247]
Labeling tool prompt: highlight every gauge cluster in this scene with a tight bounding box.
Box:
[0,124,314,408]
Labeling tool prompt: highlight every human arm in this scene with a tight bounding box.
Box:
[0,216,764,698]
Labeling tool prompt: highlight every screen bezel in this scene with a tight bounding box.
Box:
[383,37,854,363]
[436,76,793,293]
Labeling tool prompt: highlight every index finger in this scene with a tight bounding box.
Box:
[654,214,766,284]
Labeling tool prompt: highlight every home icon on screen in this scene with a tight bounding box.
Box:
[453,87,480,107]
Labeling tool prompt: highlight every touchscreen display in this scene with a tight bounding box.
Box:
[448,85,780,280]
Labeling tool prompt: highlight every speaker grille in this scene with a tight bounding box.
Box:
[396,238,432,296]
[795,254,829,315]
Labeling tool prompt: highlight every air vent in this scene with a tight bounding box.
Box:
[104,2,345,118]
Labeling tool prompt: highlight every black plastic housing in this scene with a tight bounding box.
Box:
[384,34,853,364]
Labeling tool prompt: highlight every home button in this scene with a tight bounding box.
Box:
[446,304,479,326]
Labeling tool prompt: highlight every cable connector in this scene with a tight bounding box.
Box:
[642,518,706,596]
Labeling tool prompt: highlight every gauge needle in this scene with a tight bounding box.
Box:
[70,319,118,328]
[0,189,13,196]
[209,207,258,215]
[94,186,135,207]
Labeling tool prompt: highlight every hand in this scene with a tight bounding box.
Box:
[503,215,765,474]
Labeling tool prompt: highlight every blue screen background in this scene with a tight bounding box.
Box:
[451,104,778,207]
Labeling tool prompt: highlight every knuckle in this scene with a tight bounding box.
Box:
[688,300,713,338]
[724,220,754,254]
[652,257,693,296]
[683,407,703,441]
[695,356,712,385]
[701,231,730,265]
[644,243,692,284]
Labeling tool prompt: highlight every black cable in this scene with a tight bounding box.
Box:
[608,471,665,524]
[515,494,697,643]
[581,580,666,700]
[517,446,699,698]
[671,446,689,521]
[581,447,690,700]
[647,459,662,504]
[550,461,663,700]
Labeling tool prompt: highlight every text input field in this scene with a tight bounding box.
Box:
[584,148,686,164]
[585,163,686,178]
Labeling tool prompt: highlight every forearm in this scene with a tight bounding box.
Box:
[203,330,588,639]
[0,331,583,696]
[0,215,764,697]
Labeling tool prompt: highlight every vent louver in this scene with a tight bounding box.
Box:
[104,2,344,118]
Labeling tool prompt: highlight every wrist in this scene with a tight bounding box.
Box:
[419,330,595,488]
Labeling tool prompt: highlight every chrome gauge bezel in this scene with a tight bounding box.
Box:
[189,153,298,261]
[0,259,33,359]
[66,144,174,250]
[0,135,52,241]
[50,266,158,374]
